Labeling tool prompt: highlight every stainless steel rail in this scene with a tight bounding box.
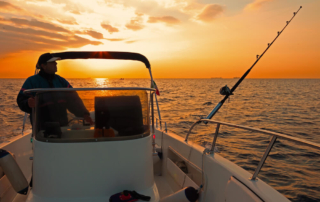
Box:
[24,87,155,93]
[156,118,168,133]
[185,119,320,180]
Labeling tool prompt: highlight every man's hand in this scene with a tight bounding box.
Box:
[83,114,94,125]
[28,97,35,108]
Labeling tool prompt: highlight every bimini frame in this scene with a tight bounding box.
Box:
[21,51,161,152]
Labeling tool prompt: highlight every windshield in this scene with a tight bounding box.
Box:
[33,89,151,142]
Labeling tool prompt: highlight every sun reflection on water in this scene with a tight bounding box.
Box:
[94,78,109,87]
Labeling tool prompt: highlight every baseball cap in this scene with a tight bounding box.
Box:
[36,53,61,69]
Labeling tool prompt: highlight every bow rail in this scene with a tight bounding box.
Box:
[185,119,320,180]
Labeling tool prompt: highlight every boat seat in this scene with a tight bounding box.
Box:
[95,96,145,136]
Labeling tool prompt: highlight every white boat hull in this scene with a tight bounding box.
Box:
[0,128,290,202]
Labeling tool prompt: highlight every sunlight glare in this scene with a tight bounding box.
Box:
[95,78,110,87]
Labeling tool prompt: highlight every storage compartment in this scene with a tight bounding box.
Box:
[166,158,199,189]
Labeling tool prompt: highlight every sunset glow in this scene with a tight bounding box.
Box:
[0,0,319,78]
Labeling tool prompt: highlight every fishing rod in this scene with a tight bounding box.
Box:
[205,6,302,121]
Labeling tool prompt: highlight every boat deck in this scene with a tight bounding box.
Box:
[154,175,173,199]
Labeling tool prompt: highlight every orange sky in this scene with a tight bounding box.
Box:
[0,0,319,78]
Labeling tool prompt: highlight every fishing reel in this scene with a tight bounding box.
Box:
[220,85,233,96]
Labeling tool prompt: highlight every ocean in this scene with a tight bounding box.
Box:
[1,78,319,201]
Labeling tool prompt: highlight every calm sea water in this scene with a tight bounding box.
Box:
[1,78,319,202]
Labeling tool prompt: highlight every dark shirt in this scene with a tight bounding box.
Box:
[17,71,89,127]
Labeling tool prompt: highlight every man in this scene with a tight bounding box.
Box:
[17,53,93,128]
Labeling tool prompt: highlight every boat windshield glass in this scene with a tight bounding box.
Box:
[33,89,150,142]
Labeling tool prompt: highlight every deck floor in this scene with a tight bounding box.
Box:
[154,175,173,199]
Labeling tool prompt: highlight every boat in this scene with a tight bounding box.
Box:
[1,51,319,202]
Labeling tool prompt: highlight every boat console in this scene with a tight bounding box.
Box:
[27,88,159,201]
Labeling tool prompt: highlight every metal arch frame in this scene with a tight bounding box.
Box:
[50,51,151,69]
[185,119,320,181]
[21,51,164,134]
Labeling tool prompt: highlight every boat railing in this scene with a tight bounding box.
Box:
[184,119,320,181]
[24,87,155,93]
[155,118,167,133]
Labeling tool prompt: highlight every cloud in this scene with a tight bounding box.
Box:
[0,29,102,55]
[182,1,204,12]
[0,16,7,22]
[125,40,138,44]
[148,16,181,25]
[51,0,93,14]
[244,0,273,11]
[0,24,70,40]
[125,14,145,31]
[56,18,78,25]
[70,10,81,15]
[105,38,124,42]
[22,0,47,2]
[0,1,43,19]
[0,1,23,12]
[75,30,106,40]
[196,4,224,22]
[8,17,70,33]
[0,22,102,56]
[104,0,188,22]
[85,30,104,39]
[126,21,144,31]
[101,23,119,34]
[125,21,144,31]
[105,0,158,14]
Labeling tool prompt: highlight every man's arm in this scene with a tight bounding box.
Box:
[58,77,93,124]
[66,91,94,125]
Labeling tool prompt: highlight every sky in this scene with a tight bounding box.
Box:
[0,0,319,78]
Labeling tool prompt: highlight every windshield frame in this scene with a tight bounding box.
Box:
[27,87,155,143]
[24,87,155,94]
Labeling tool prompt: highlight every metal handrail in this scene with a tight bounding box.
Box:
[24,87,155,94]
[185,119,320,180]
